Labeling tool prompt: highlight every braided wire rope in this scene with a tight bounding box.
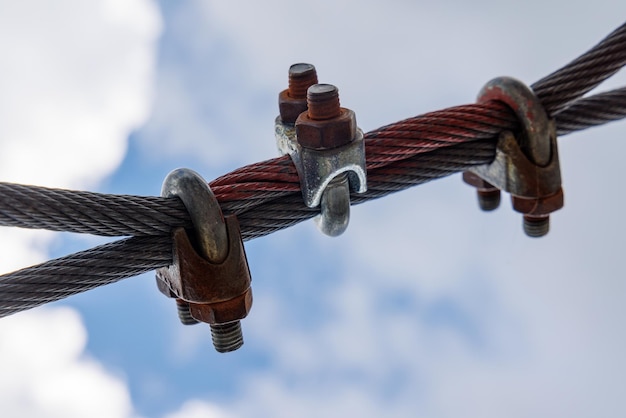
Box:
[2,87,625,238]
[1,22,626,317]
[0,236,171,317]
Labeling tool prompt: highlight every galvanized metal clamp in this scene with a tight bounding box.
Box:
[275,64,367,237]
[463,76,564,237]
[155,168,252,353]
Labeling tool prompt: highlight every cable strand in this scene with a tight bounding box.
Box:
[1,22,626,317]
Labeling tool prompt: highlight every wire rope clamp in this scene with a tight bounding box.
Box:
[280,82,366,237]
[463,76,564,237]
[155,168,252,353]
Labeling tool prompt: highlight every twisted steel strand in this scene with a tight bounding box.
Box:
[532,21,626,114]
[0,183,191,236]
[0,236,171,317]
[0,141,497,316]
[555,86,626,135]
[1,22,626,316]
[0,86,623,240]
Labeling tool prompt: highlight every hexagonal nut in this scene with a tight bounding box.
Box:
[279,89,308,124]
[296,108,357,150]
[511,187,564,215]
[462,171,498,191]
[188,287,253,325]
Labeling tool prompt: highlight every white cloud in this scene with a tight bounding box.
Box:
[0,308,135,418]
[153,2,626,417]
[163,400,234,418]
[0,0,161,271]
[2,0,625,417]
[0,1,161,417]
[0,0,161,189]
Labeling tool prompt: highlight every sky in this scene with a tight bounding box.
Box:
[1,1,626,417]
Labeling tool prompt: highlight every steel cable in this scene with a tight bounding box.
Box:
[555,86,626,135]
[0,236,171,317]
[1,22,626,317]
[531,22,626,114]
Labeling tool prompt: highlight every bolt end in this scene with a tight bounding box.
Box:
[210,322,244,353]
[307,84,340,120]
[477,190,501,211]
[288,63,318,99]
[523,215,550,238]
[176,299,199,325]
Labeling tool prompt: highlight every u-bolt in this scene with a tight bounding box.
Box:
[465,76,564,237]
[297,84,353,236]
[160,169,248,352]
[292,84,367,236]
[275,66,367,237]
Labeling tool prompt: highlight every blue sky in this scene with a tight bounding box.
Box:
[1,1,626,417]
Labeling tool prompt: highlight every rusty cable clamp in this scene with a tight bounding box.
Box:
[155,168,253,353]
[463,76,564,237]
[275,63,367,237]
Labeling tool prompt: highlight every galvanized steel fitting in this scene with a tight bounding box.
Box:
[275,65,367,237]
[464,76,564,237]
[155,168,253,353]
[291,83,366,236]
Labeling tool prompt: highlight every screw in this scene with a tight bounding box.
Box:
[175,299,199,325]
[477,189,501,211]
[307,84,341,120]
[523,215,550,238]
[301,84,353,237]
[462,172,501,212]
[278,64,318,124]
[210,322,244,353]
[288,63,318,99]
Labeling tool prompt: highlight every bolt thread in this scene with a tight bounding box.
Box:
[210,322,244,353]
[176,299,199,325]
[307,84,341,120]
[523,215,550,238]
[477,190,501,211]
[288,63,318,99]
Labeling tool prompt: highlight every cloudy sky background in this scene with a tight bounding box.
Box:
[1,1,626,417]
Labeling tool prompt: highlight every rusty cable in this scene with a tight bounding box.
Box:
[0,23,626,317]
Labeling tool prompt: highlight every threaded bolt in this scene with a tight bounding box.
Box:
[175,299,199,325]
[523,215,550,237]
[288,63,318,99]
[210,322,244,353]
[307,84,341,120]
[477,189,501,211]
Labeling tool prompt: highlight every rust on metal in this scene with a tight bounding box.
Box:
[463,76,564,237]
[156,215,252,325]
[278,63,318,124]
[296,83,357,150]
[463,171,501,211]
[306,83,341,120]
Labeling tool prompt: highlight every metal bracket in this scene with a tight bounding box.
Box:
[276,117,367,237]
[291,129,367,209]
[465,77,564,237]
[155,168,252,352]
[274,84,367,237]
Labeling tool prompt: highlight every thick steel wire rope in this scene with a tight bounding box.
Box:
[1,102,624,318]
[0,20,625,238]
[1,22,626,317]
[531,21,626,114]
[0,236,171,317]
[2,87,625,238]
[555,86,626,135]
